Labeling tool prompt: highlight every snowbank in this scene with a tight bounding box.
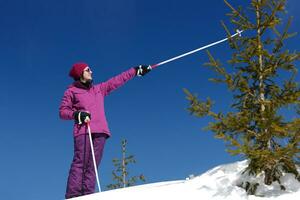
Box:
[71,160,300,200]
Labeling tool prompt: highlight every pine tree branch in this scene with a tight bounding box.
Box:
[224,0,247,22]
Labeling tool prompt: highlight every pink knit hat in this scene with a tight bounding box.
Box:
[69,62,89,80]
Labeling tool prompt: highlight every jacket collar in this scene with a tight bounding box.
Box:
[73,80,93,90]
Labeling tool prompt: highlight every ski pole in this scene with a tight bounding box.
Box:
[86,121,102,192]
[150,29,243,69]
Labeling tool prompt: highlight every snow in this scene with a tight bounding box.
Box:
[71,160,300,200]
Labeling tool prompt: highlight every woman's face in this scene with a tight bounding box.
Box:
[81,67,93,82]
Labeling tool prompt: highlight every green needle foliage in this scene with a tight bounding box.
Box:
[107,139,146,190]
[184,0,300,195]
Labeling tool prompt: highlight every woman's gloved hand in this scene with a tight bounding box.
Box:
[135,65,152,76]
[74,111,91,124]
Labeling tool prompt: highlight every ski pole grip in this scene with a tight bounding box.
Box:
[85,116,91,124]
[150,64,159,70]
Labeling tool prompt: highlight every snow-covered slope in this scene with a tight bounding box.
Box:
[71,160,300,200]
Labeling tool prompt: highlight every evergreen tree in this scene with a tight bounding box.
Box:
[184,0,300,194]
[107,139,146,190]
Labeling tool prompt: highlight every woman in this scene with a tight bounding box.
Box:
[59,62,151,199]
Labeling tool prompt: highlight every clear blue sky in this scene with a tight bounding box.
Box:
[0,0,299,199]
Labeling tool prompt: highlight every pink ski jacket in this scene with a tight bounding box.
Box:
[59,68,136,137]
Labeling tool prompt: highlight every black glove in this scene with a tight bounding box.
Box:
[74,111,91,124]
[135,65,152,76]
